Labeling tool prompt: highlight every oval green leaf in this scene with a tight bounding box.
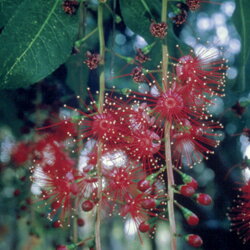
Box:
[0,0,78,89]
[232,0,250,92]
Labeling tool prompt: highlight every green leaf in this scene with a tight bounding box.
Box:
[0,0,24,28]
[232,0,250,92]
[0,0,79,89]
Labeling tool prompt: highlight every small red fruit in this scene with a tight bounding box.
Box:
[179,184,195,197]
[81,200,94,211]
[137,179,151,192]
[77,218,85,227]
[185,234,203,248]
[139,221,150,233]
[195,193,212,206]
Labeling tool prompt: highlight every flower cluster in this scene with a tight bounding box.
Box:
[10,43,226,247]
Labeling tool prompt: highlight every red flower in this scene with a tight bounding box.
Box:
[38,117,77,142]
[120,193,153,226]
[152,87,194,124]
[175,54,226,100]
[103,163,145,200]
[31,140,78,222]
[64,98,130,151]
[172,120,221,166]
[229,180,250,243]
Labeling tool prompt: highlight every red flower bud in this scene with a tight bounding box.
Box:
[150,21,168,38]
[81,200,94,211]
[181,206,199,226]
[141,198,156,209]
[179,184,195,197]
[195,193,212,206]
[186,213,199,226]
[185,234,203,248]
[139,221,150,233]
[186,178,198,190]
[137,179,151,192]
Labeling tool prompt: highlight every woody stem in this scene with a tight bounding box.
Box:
[95,2,105,250]
[161,0,177,250]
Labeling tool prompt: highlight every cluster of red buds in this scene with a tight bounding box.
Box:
[186,0,201,11]
[150,21,168,39]
[84,51,102,70]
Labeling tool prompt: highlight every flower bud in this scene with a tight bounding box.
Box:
[81,200,94,211]
[137,179,151,192]
[139,221,150,233]
[195,193,212,206]
[185,234,203,248]
[179,184,196,197]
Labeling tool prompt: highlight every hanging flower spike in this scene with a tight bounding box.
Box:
[229,180,250,244]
